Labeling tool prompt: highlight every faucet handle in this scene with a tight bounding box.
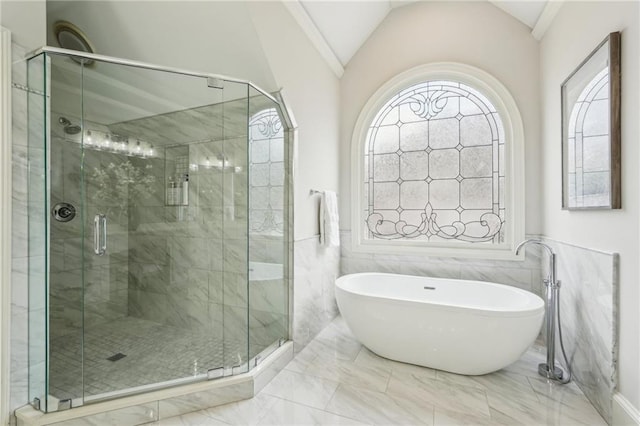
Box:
[543,278,561,288]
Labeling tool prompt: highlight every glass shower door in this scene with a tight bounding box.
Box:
[78,59,247,400]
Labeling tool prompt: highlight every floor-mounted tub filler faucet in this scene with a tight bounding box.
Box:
[515,239,572,384]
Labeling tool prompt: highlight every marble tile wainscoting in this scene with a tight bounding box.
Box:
[292,236,340,352]
[10,41,30,416]
[340,230,544,296]
[540,238,618,424]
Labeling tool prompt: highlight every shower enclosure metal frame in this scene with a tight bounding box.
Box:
[25,46,295,413]
[28,47,280,104]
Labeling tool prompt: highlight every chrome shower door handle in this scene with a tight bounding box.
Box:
[100,214,107,254]
[93,214,107,256]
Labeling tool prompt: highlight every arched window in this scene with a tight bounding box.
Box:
[249,108,284,234]
[351,63,524,258]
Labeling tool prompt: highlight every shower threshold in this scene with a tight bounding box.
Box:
[15,340,294,426]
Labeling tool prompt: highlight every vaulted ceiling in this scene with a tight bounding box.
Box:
[287,0,558,76]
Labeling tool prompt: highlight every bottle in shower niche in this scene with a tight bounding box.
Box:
[181,174,189,205]
[167,175,181,206]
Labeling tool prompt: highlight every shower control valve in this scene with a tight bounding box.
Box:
[52,202,76,222]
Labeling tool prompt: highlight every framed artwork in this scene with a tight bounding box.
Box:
[562,32,621,210]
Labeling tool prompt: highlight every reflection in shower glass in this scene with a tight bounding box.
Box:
[248,92,289,361]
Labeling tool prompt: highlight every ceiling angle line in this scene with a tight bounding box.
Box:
[281,0,345,78]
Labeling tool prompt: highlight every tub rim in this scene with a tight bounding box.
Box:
[335,272,544,319]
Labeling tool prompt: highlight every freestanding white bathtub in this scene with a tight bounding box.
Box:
[335,273,544,375]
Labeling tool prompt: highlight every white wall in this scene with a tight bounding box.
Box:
[248,1,340,240]
[0,0,46,50]
[339,1,541,236]
[540,0,640,412]
[46,1,278,92]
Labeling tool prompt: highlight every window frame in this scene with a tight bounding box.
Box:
[350,63,525,260]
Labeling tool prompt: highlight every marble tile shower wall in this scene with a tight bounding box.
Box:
[10,42,30,414]
[121,96,290,362]
[540,238,617,424]
[122,116,249,356]
[340,230,544,295]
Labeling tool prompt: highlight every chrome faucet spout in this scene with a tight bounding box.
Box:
[515,239,556,285]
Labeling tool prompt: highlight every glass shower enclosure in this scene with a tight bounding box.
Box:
[26,47,292,412]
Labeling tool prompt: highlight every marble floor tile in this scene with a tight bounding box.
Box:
[325,384,434,425]
[149,410,231,426]
[433,407,520,426]
[303,354,392,393]
[485,380,606,426]
[434,368,536,398]
[283,345,320,374]
[386,368,491,418]
[502,345,547,379]
[256,397,369,426]
[311,330,362,362]
[388,356,437,381]
[528,375,586,402]
[261,369,340,409]
[528,377,606,425]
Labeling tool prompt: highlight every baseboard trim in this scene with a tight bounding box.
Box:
[613,393,640,425]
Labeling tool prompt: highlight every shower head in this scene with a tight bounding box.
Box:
[65,125,82,135]
[58,116,82,135]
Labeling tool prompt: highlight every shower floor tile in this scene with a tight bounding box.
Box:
[49,316,245,401]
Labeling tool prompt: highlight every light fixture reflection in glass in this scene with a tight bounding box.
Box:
[81,128,157,158]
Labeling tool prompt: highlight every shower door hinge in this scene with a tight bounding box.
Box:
[254,355,262,368]
[207,367,224,380]
[278,338,286,347]
[207,77,224,89]
[31,398,40,411]
[233,362,249,375]
[58,399,72,411]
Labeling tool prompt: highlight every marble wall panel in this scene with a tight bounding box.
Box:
[340,230,544,296]
[540,238,617,424]
[292,236,340,352]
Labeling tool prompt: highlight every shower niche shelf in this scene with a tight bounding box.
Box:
[165,146,190,207]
